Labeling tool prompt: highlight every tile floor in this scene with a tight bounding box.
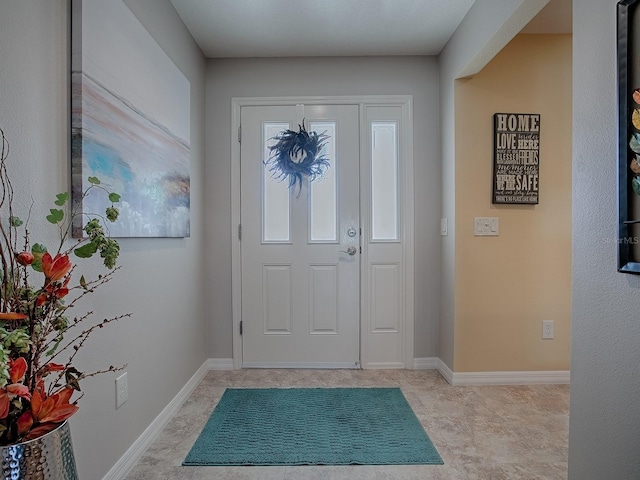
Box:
[124,369,569,480]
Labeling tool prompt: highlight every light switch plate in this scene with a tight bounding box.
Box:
[474,217,499,236]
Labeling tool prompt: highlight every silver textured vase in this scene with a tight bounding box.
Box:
[0,421,78,480]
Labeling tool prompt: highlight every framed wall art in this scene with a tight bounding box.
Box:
[492,113,540,205]
[71,0,191,238]
[617,0,640,273]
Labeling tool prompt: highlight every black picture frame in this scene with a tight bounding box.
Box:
[492,113,541,205]
[618,0,640,274]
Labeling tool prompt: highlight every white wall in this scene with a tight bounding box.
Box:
[205,56,442,358]
[0,1,207,479]
[569,0,640,478]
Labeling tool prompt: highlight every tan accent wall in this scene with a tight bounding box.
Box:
[454,34,572,372]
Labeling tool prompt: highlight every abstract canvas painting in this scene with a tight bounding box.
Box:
[71,0,190,237]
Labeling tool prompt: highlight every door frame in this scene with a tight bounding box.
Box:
[231,95,414,370]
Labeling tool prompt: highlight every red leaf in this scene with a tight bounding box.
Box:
[0,312,27,321]
[36,294,47,307]
[6,383,30,400]
[53,388,74,405]
[30,387,43,418]
[39,404,78,424]
[23,423,57,440]
[9,357,27,384]
[16,411,33,436]
[56,287,69,298]
[0,392,9,419]
[42,253,71,282]
[44,363,65,373]
[35,397,55,423]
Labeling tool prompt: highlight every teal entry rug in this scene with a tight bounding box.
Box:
[183,387,443,466]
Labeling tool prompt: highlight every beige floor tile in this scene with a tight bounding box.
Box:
[123,369,569,480]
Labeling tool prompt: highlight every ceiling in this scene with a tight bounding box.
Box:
[169,0,572,59]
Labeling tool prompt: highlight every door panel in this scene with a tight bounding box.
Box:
[240,105,360,367]
[361,105,408,368]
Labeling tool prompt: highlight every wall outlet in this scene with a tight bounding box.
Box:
[115,372,128,409]
[542,320,554,339]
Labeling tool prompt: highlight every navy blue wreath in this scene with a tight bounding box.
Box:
[265,123,330,196]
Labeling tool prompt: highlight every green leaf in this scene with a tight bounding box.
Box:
[108,192,121,203]
[46,208,64,224]
[46,338,62,356]
[88,177,101,185]
[633,177,640,196]
[31,243,47,254]
[79,275,87,289]
[9,216,22,227]
[74,241,98,259]
[31,243,46,273]
[54,192,70,206]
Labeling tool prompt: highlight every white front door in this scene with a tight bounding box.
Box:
[240,104,361,367]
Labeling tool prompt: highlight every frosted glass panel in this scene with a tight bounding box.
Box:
[263,122,290,242]
[371,122,398,240]
[309,122,336,242]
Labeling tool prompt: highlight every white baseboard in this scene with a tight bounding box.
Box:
[412,357,440,370]
[437,359,455,384]
[362,361,405,369]
[414,358,569,386]
[242,361,360,369]
[101,360,211,480]
[411,357,455,384]
[206,358,234,370]
[449,370,570,386]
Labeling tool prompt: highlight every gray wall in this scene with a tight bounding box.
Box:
[9,1,635,478]
[569,0,640,478]
[0,1,207,479]
[204,56,442,359]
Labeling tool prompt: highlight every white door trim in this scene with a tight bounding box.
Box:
[231,95,414,370]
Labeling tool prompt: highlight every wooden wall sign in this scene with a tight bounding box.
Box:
[492,113,541,204]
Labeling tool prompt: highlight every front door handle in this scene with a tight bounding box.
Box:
[340,246,357,256]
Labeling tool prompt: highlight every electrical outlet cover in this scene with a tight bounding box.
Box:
[116,372,128,408]
[542,320,554,339]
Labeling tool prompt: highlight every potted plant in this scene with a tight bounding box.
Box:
[0,128,129,479]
